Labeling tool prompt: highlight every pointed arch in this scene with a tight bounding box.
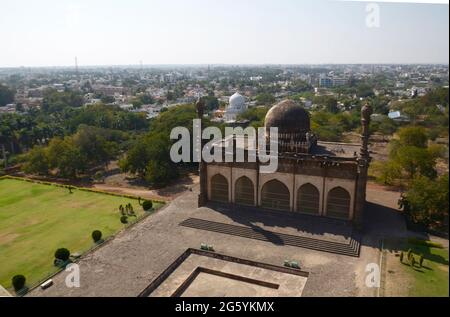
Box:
[261,179,290,211]
[297,183,320,215]
[235,176,255,206]
[211,174,229,203]
[326,187,351,219]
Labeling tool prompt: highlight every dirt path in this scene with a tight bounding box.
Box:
[94,173,200,201]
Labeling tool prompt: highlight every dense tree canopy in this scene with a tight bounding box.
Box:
[0,84,15,107]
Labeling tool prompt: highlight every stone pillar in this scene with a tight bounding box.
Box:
[196,98,208,207]
[354,104,373,230]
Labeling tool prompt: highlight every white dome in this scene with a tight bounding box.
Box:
[229,92,246,109]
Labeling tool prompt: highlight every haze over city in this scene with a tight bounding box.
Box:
[0,0,448,67]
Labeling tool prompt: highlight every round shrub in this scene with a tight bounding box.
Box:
[12,275,26,292]
[142,200,153,211]
[120,215,128,224]
[92,230,102,243]
[54,248,71,262]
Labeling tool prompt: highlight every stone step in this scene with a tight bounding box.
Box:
[180,218,360,257]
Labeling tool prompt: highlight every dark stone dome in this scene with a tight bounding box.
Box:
[265,100,310,134]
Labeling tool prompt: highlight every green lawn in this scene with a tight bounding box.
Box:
[0,178,162,291]
[386,238,449,297]
[405,242,449,297]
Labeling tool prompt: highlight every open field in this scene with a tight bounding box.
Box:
[382,238,449,297]
[0,178,163,291]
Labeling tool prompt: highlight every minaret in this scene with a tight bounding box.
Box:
[354,104,373,230]
[196,97,208,207]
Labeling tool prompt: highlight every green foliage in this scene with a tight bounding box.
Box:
[132,94,154,107]
[91,230,102,243]
[12,275,26,292]
[121,105,203,186]
[310,110,359,141]
[120,215,128,224]
[255,93,275,105]
[22,125,123,179]
[370,117,398,136]
[313,96,339,113]
[370,160,402,185]
[237,106,269,128]
[287,80,313,93]
[142,200,153,211]
[46,137,86,178]
[145,160,178,187]
[397,126,428,148]
[203,96,220,111]
[42,89,84,112]
[392,146,437,179]
[22,146,49,175]
[403,174,449,228]
[0,84,15,107]
[67,104,148,132]
[54,248,70,261]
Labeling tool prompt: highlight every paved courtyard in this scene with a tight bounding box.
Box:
[28,183,405,297]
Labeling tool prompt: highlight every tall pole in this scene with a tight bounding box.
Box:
[196,97,208,207]
[354,103,373,230]
[75,57,79,79]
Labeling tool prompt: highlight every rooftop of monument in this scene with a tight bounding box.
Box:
[211,135,362,160]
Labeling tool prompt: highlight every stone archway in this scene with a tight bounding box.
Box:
[211,174,229,203]
[261,179,290,211]
[326,187,351,220]
[235,176,255,206]
[297,183,320,215]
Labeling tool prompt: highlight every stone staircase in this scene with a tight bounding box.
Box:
[180,218,361,257]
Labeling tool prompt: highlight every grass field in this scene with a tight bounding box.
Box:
[0,178,162,291]
[405,241,449,297]
[383,238,449,297]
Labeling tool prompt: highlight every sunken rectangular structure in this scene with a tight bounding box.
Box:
[139,249,309,297]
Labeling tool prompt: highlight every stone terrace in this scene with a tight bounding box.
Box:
[28,184,404,297]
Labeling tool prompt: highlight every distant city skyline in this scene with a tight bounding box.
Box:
[0,0,448,67]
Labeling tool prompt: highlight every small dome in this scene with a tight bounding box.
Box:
[265,100,310,134]
[229,92,245,109]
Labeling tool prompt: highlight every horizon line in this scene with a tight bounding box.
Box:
[1,62,449,69]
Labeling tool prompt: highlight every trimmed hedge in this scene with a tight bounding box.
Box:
[92,230,102,243]
[12,275,26,292]
[142,200,153,211]
[54,248,71,261]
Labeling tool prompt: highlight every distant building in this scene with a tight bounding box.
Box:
[224,92,247,122]
[319,77,333,88]
[332,78,348,87]
[388,111,410,123]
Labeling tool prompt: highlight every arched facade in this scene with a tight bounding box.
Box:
[206,165,357,221]
[210,174,229,203]
[234,176,255,206]
[326,187,351,220]
[296,183,320,215]
[260,180,291,211]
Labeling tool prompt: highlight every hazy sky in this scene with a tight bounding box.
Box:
[0,0,448,67]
